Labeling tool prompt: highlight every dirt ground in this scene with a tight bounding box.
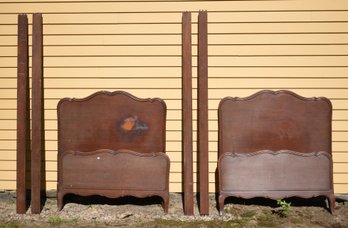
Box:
[0,191,347,228]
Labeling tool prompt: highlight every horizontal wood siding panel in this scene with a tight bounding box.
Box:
[0,0,348,194]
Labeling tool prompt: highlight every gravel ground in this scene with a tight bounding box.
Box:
[0,191,347,227]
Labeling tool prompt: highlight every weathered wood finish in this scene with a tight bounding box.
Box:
[218,90,335,214]
[31,13,44,214]
[16,14,29,214]
[57,91,169,212]
[182,12,194,215]
[197,10,209,216]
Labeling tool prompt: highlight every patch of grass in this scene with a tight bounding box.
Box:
[47,215,77,226]
[137,218,250,228]
[48,215,63,226]
[256,213,281,227]
[240,210,257,218]
[0,221,21,228]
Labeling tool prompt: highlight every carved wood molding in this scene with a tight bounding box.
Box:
[219,150,332,160]
[219,90,332,109]
[57,90,166,107]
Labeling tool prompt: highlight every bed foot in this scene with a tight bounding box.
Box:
[218,194,226,215]
[328,194,335,214]
[57,191,64,211]
[161,194,169,214]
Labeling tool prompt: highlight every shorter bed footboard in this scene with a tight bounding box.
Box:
[57,149,170,212]
[218,150,335,214]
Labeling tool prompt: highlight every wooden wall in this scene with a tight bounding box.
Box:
[0,0,347,194]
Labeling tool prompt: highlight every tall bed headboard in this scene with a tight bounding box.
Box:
[58,90,166,154]
[219,90,332,155]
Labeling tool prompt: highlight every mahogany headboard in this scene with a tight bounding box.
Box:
[58,90,167,154]
[218,90,332,155]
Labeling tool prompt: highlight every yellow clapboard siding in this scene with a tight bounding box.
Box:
[169,172,216,183]
[0,171,57,181]
[2,88,348,100]
[333,111,348,121]
[0,161,57,174]
[0,161,15,170]
[0,88,182,99]
[209,68,348,78]
[333,174,348,184]
[5,66,348,79]
[209,45,348,56]
[210,23,348,34]
[5,45,348,59]
[0,131,16,140]
[169,182,217,193]
[5,77,348,90]
[209,11,348,23]
[1,0,348,13]
[208,89,348,100]
[333,132,348,141]
[4,22,348,36]
[3,45,348,57]
[3,33,348,46]
[208,78,348,88]
[334,163,348,173]
[170,162,217,173]
[0,151,16,161]
[0,181,15,190]
[3,10,348,24]
[0,24,183,35]
[0,67,183,78]
[209,56,348,67]
[43,78,181,88]
[334,184,348,194]
[0,110,16,119]
[43,45,185,57]
[0,150,58,161]
[333,142,348,152]
[333,153,348,163]
[2,56,348,68]
[332,121,348,131]
[0,100,16,109]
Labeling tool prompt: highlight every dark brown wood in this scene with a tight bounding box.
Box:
[182,12,194,215]
[218,90,335,214]
[57,91,169,213]
[197,10,209,215]
[31,13,43,214]
[16,14,29,214]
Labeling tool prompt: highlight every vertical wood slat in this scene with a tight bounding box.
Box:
[182,11,194,216]
[198,10,209,216]
[31,13,43,214]
[16,14,29,214]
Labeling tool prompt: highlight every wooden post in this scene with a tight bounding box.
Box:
[198,10,209,215]
[31,13,43,214]
[16,14,29,214]
[182,11,194,215]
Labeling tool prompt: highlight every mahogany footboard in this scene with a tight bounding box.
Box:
[218,150,335,215]
[57,149,170,213]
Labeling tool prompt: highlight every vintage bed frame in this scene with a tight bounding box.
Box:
[57,91,170,212]
[218,90,335,214]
